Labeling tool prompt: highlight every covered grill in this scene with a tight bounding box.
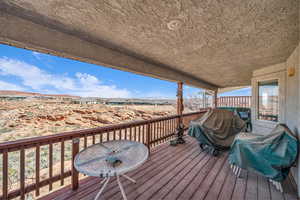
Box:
[188,109,245,155]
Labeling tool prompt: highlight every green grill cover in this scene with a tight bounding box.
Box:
[229,124,299,181]
[188,109,245,149]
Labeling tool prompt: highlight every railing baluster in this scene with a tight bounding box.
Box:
[153,122,156,145]
[168,120,170,138]
[172,119,175,136]
[169,120,171,135]
[134,126,136,142]
[60,141,64,186]
[125,128,127,140]
[20,148,25,200]
[173,119,176,133]
[130,126,132,140]
[151,123,154,147]
[2,150,8,199]
[171,119,174,135]
[84,134,87,148]
[160,121,163,143]
[162,121,165,141]
[142,125,145,144]
[144,125,147,144]
[92,135,95,144]
[106,131,109,141]
[157,121,160,144]
[113,129,116,140]
[158,122,160,144]
[146,123,151,149]
[138,126,141,143]
[157,122,160,144]
[165,120,167,142]
[169,119,172,136]
[49,143,53,191]
[170,119,173,139]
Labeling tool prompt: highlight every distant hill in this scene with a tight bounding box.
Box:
[0,90,79,98]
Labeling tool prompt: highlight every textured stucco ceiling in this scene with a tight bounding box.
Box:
[0,0,299,89]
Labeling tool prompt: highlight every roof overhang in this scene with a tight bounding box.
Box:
[0,1,299,91]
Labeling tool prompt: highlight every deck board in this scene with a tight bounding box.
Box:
[190,153,228,200]
[149,151,207,200]
[39,136,298,200]
[231,170,248,200]
[217,159,237,200]
[163,154,212,200]
[204,159,231,200]
[245,171,258,200]
[171,155,218,200]
[257,175,271,200]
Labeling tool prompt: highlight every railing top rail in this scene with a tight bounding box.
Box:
[0,111,206,152]
[218,96,251,98]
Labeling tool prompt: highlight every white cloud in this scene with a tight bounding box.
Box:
[72,72,130,98]
[0,57,75,90]
[140,91,175,99]
[0,80,26,91]
[0,57,131,98]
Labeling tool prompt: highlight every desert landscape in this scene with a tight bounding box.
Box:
[0,92,177,143]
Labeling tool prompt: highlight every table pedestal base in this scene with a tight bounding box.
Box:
[94,174,136,200]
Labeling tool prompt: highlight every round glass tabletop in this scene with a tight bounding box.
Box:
[74,140,149,177]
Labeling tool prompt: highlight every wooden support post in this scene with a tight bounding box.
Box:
[169,82,186,146]
[177,82,184,125]
[72,138,79,190]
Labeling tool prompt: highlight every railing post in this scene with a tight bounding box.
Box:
[20,148,25,200]
[72,138,79,190]
[35,144,40,196]
[2,150,8,200]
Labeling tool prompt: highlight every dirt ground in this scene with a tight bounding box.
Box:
[0,100,177,142]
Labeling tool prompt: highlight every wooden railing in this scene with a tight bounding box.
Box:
[217,96,251,108]
[0,110,206,200]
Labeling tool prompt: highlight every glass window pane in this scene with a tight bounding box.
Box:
[258,80,279,122]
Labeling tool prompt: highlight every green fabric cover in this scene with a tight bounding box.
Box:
[229,124,299,181]
[188,109,245,149]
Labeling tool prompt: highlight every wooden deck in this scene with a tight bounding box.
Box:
[39,137,298,200]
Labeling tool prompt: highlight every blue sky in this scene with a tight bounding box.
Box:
[0,44,250,98]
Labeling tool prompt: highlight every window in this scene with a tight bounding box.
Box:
[258,80,279,122]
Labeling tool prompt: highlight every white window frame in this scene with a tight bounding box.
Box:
[251,71,286,129]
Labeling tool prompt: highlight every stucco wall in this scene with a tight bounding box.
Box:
[286,44,299,194]
[252,43,300,196]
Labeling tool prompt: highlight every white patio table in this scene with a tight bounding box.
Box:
[74,140,149,200]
